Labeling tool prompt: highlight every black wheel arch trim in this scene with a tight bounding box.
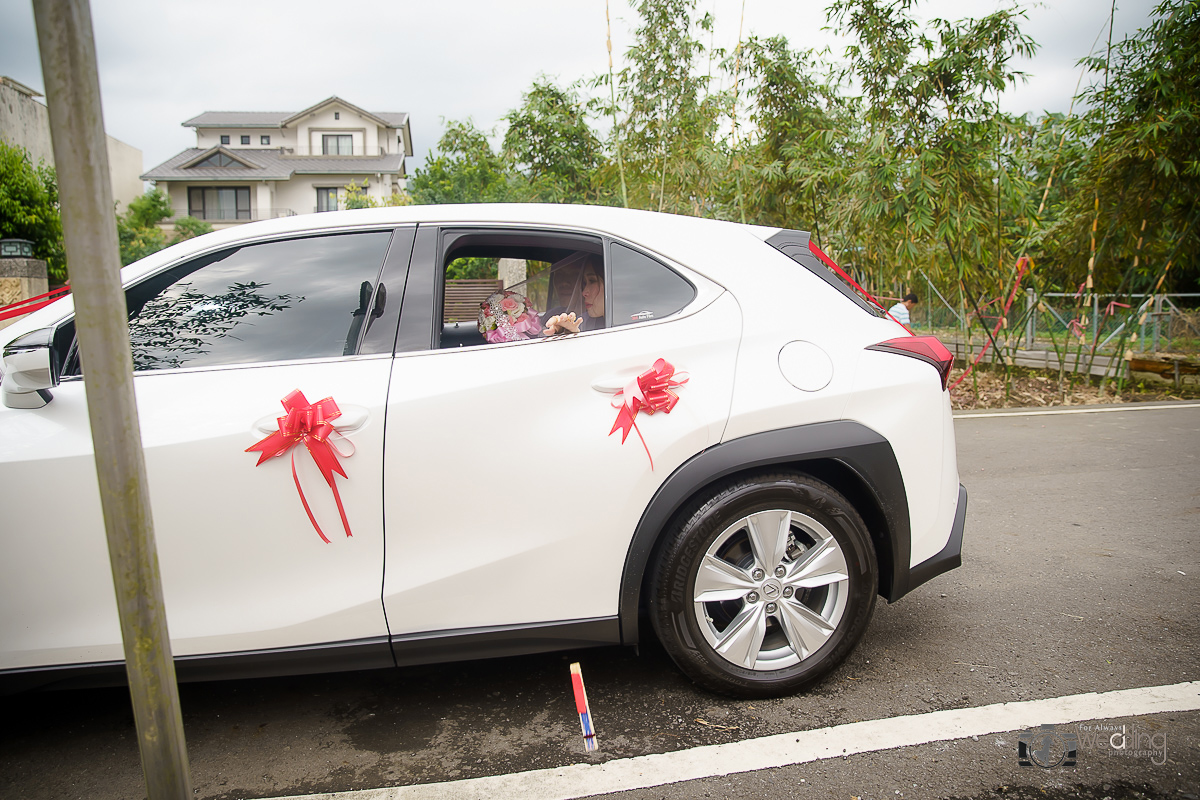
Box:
[618,420,959,644]
[906,483,967,590]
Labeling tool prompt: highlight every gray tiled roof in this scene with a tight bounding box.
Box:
[182,111,291,128]
[142,148,404,181]
[374,112,409,127]
[182,110,409,129]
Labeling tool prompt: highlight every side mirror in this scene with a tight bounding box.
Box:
[2,327,60,409]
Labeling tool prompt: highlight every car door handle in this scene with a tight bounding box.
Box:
[252,404,369,435]
[591,370,643,394]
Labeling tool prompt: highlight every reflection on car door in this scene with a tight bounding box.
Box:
[0,228,411,670]
[381,228,741,639]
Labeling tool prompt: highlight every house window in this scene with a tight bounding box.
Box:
[241,135,250,145]
[191,152,242,168]
[220,135,230,145]
[316,187,338,212]
[322,134,353,155]
[260,135,270,145]
[334,112,340,120]
[188,186,251,221]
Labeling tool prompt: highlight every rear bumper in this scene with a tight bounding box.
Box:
[900,483,967,595]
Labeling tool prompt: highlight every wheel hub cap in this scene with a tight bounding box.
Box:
[692,509,851,671]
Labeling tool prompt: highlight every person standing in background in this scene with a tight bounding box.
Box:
[888,293,918,326]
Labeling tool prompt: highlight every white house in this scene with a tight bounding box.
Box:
[142,96,412,228]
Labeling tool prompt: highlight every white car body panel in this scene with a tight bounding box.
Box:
[0,358,391,669]
[382,291,741,633]
[841,350,959,565]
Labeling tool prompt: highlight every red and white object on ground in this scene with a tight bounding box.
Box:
[569,662,598,752]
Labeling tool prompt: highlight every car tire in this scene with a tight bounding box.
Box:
[649,472,878,698]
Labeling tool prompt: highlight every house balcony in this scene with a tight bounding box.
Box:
[279,146,392,157]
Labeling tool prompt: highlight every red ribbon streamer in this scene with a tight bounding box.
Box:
[807,241,913,333]
[609,358,688,471]
[948,256,1032,391]
[246,389,353,543]
[0,285,71,322]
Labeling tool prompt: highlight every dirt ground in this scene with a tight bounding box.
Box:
[947,364,1200,410]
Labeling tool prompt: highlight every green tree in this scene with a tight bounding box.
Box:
[736,36,841,232]
[0,141,65,280]
[805,0,1037,294]
[409,120,514,205]
[343,179,411,209]
[609,0,723,215]
[1067,0,1200,293]
[117,188,213,266]
[503,79,604,203]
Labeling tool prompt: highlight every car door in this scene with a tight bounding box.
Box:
[0,226,413,670]
[381,225,741,640]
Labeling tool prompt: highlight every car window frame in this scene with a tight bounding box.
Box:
[395,223,702,356]
[52,224,415,380]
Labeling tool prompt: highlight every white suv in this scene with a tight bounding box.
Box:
[0,204,965,697]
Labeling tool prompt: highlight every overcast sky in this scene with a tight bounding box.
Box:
[0,0,1159,178]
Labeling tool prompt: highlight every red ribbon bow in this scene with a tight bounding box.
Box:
[246,389,353,543]
[609,358,688,471]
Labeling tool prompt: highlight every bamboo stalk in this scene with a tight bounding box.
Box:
[730,0,748,224]
[606,0,629,209]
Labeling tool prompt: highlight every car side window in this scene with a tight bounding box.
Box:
[609,242,695,327]
[435,230,606,349]
[64,232,393,374]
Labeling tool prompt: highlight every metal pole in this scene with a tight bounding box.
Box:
[1140,301,1148,353]
[1152,295,1163,352]
[32,2,192,798]
[1025,288,1035,349]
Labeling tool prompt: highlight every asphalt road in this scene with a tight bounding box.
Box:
[3,403,1197,800]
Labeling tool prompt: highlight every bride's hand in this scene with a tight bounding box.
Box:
[543,312,581,336]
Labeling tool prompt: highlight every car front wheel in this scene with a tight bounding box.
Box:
[649,472,878,698]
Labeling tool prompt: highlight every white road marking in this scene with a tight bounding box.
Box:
[269,681,1200,800]
[956,402,1200,419]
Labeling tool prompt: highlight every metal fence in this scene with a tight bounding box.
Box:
[907,285,1200,356]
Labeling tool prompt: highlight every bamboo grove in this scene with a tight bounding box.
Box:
[408,0,1198,387]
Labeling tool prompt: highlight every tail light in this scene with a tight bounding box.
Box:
[867,336,954,390]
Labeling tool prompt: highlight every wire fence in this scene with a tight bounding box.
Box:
[900,284,1200,357]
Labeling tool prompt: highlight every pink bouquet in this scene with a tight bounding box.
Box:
[478,290,542,343]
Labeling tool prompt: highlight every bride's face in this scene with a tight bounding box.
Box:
[581,266,604,318]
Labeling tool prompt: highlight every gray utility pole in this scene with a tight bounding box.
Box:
[33,0,192,797]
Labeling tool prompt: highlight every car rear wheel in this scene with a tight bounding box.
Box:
[649,472,878,698]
